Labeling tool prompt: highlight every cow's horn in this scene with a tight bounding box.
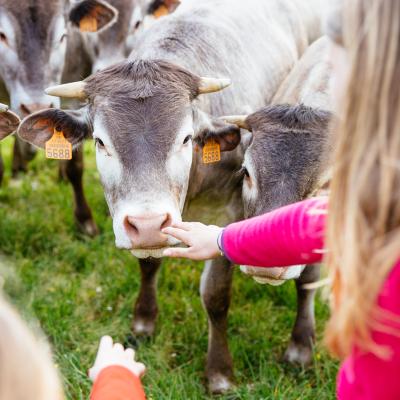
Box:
[198,77,231,94]
[222,115,250,131]
[0,103,9,113]
[45,81,87,100]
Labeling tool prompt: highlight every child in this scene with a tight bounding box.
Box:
[162,0,400,398]
[0,294,146,399]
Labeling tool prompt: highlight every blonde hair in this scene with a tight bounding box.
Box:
[326,0,400,358]
[0,295,64,400]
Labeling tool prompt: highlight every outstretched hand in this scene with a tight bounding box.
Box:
[89,336,146,382]
[162,222,223,260]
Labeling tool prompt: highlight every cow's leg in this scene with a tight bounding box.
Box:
[11,137,37,176]
[64,147,98,237]
[200,258,234,394]
[133,258,161,336]
[283,264,320,365]
[11,137,28,176]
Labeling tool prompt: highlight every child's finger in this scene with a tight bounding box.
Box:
[162,227,190,243]
[124,348,135,360]
[170,221,192,231]
[113,343,124,354]
[98,336,113,354]
[136,362,146,377]
[163,247,192,258]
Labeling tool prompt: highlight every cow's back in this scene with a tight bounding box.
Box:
[129,0,325,116]
[272,36,333,110]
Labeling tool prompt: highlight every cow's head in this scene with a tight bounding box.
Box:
[71,0,182,74]
[70,0,129,73]
[214,104,332,218]
[0,0,116,115]
[18,60,236,258]
[213,104,332,285]
[0,103,19,140]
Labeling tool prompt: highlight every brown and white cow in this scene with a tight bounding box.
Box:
[18,0,328,393]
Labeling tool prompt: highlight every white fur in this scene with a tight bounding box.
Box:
[166,114,194,211]
[241,152,258,204]
[48,16,68,87]
[93,115,123,191]
[0,13,16,47]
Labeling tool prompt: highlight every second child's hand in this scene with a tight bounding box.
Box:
[162,222,223,261]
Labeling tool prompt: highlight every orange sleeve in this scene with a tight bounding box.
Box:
[90,366,146,400]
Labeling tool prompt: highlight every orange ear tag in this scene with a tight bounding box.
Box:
[153,5,169,18]
[79,15,98,32]
[202,139,221,164]
[45,128,72,160]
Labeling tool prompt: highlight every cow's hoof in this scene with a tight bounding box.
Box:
[132,318,156,336]
[77,219,99,237]
[208,374,234,395]
[283,340,313,365]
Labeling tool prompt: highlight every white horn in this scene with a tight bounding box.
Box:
[221,115,250,131]
[0,103,9,113]
[45,81,87,100]
[198,77,231,94]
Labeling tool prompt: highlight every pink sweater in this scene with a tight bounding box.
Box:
[221,197,400,400]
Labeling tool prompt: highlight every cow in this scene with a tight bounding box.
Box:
[0,0,121,235]
[18,0,328,393]
[66,0,180,76]
[202,36,333,362]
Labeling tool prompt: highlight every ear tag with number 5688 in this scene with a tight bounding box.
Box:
[202,139,221,164]
[45,128,72,160]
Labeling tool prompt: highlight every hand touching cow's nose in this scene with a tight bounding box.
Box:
[163,222,223,260]
[124,213,172,249]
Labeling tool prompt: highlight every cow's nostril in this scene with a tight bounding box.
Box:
[125,216,139,236]
[161,213,172,230]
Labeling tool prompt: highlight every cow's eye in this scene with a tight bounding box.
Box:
[60,33,67,43]
[0,32,8,45]
[95,138,105,149]
[243,167,250,179]
[183,135,193,145]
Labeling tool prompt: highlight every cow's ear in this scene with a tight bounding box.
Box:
[148,0,181,18]
[69,0,118,33]
[195,120,241,152]
[17,108,91,149]
[0,108,20,141]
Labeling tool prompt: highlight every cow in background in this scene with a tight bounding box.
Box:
[200,36,333,363]
[18,0,328,393]
[0,0,118,235]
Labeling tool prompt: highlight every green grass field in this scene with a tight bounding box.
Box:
[0,137,338,399]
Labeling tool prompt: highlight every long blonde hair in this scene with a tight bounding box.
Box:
[0,295,64,400]
[326,0,400,358]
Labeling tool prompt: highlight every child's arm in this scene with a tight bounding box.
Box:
[89,336,146,400]
[90,366,146,400]
[221,197,327,267]
[163,197,327,267]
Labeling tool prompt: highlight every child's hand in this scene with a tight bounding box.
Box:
[89,336,146,381]
[162,221,223,260]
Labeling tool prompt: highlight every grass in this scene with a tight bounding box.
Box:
[0,137,338,399]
